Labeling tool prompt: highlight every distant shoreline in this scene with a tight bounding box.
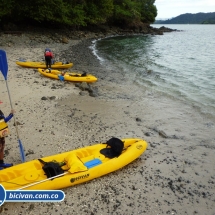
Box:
[154,11,215,24]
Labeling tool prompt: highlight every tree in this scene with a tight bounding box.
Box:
[0,0,157,27]
[83,0,114,24]
[111,0,141,26]
[0,0,15,21]
[139,0,157,23]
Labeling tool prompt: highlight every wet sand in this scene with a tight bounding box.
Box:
[0,32,215,215]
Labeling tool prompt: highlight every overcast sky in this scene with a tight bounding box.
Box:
[154,0,215,19]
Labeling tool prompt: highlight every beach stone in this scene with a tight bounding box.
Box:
[4,149,9,157]
[62,37,69,43]
[136,117,142,122]
[79,82,89,91]
[144,132,151,136]
[89,86,99,97]
[75,83,81,88]
[89,91,98,97]
[49,96,56,100]
[28,204,34,211]
[41,96,48,100]
[26,149,34,156]
[79,91,89,96]
[158,130,168,138]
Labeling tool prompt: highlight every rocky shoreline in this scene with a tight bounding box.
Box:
[0,24,178,47]
[0,26,214,215]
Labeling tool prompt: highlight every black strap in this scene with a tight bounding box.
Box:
[38,158,47,165]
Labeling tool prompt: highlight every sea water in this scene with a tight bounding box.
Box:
[91,24,215,118]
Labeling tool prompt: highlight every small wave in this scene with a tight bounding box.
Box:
[89,39,105,63]
[95,26,215,118]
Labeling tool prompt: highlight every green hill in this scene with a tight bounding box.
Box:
[201,16,215,24]
[154,12,215,24]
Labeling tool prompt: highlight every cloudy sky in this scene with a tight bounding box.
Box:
[154,0,215,19]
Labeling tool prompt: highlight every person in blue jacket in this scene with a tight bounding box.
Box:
[0,108,15,169]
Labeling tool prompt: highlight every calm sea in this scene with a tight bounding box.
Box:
[91,24,215,118]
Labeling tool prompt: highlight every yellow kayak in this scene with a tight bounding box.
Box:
[38,68,98,83]
[16,61,73,69]
[0,138,147,190]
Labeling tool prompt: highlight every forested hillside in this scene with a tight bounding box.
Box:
[155,12,215,24]
[0,0,157,29]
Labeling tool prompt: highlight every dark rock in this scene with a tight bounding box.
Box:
[4,149,9,157]
[144,132,151,136]
[28,204,34,211]
[41,96,48,100]
[26,149,34,156]
[49,96,56,100]
[158,130,168,138]
[79,82,89,91]
[149,143,156,148]
[89,91,98,97]
[136,117,141,122]
[79,91,89,96]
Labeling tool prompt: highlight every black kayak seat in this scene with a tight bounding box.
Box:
[100,137,124,158]
[38,159,64,178]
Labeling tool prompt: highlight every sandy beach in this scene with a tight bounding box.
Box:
[0,30,215,215]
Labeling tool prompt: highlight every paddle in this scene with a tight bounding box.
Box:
[0,49,26,162]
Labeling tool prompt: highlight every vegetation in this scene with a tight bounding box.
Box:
[201,16,215,24]
[0,0,157,28]
[154,12,215,24]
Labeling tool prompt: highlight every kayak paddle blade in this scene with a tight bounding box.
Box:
[0,49,8,80]
[19,139,26,162]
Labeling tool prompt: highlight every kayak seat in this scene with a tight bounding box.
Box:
[69,74,79,77]
[100,137,124,158]
[81,72,87,77]
[38,159,64,179]
[84,159,102,169]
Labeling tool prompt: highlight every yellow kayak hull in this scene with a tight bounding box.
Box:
[0,138,147,190]
[38,68,98,83]
[16,61,73,69]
